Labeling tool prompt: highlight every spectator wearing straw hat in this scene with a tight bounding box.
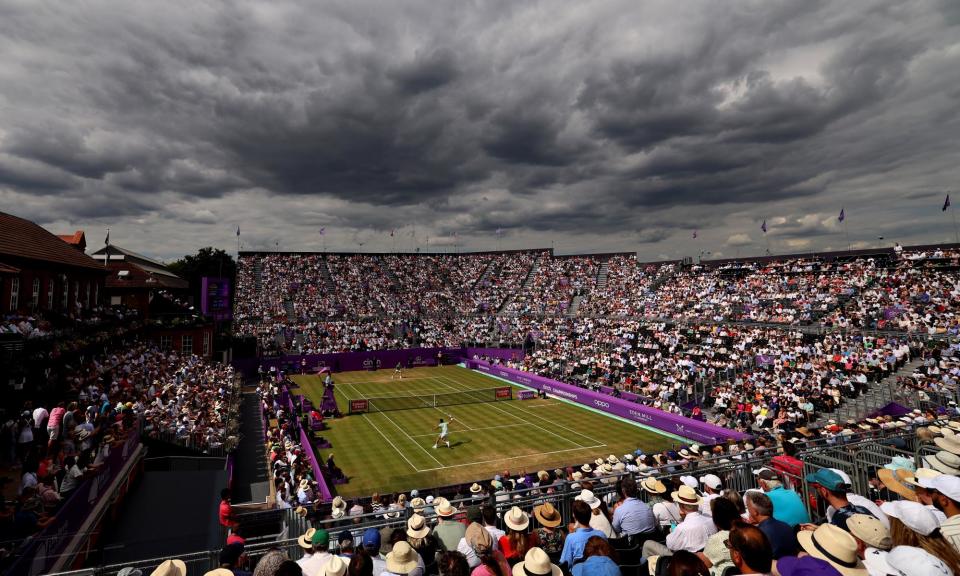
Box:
[847,514,893,576]
[797,523,868,576]
[317,556,347,576]
[512,547,562,576]
[434,499,467,553]
[407,514,439,574]
[642,485,716,560]
[499,506,539,565]
[299,529,333,576]
[929,474,960,555]
[641,477,680,531]
[533,502,565,557]
[383,541,421,576]
[151,559,187,576]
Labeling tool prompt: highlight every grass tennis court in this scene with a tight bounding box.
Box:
[292,366,682,498]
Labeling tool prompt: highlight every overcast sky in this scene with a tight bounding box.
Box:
[2,0,959,262]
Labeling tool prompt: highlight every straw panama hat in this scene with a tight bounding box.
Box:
[901,467,943,489]
[797,523,868,576]
[437,499,457,517]
[924,450,960,475]
[298,527,317,549]
[331,496,347,519]
[407,514,430,539]
[410,497,426,513]
[847,514,892,550]
[512,547,562,576]
[470,483,483,493]
[386,541,419,574]
[641,477,667,495]
[878,468,918,502]
[671,485,702,506]
[319,556,348,576]
[204,570,234,576]
[935,435,960,455]
[533,502,562,528]
[151,559,187,576]
[504,506,530,531]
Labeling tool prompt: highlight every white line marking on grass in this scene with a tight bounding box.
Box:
[438,374,608,448]
[408,422,528,438]
[417,443,606,472]
[360,414,421,472]
[433,376,587,449]
[376,409,446,468]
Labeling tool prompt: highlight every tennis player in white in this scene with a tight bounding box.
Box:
[433,417,453,448]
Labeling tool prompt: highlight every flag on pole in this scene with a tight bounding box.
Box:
[944,195,951,212]
[838,208,845,222]
[761,220,767,234]
[236,226,240,237]
[319,227,325,236]
[105,229,110,245]
[496,228,503,235]
[692,230,698,239]
[390,229,395,237]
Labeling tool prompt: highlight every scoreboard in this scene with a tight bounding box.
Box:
[201,277,233,320]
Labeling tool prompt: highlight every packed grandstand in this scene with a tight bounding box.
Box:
[7,242,960,576]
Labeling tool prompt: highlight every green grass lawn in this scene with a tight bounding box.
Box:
[291,365,681,498]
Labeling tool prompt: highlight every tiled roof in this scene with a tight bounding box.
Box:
[0,212,104,271]
[57,231,86,246]
[105,261,189,290]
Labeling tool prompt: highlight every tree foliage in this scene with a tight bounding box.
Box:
[168,247,237,307]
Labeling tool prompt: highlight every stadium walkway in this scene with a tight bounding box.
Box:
[231,389,270,504]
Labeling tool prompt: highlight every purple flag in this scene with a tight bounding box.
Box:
[761,220,767,233]
[319,227,325,235]
[944,195,951,212]
[692,229,698,239]
[838,208,845,222]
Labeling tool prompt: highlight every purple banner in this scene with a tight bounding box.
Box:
[466,360,749,445]
[10,432,142,576]
[299,426,333,503]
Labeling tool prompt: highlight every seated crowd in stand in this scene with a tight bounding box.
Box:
[173,411,960,576]
[0,338,240,561]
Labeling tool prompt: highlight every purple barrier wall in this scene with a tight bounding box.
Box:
[10,432,142,576]
[234,347,470,377]
[466,360,749,445]
[300,426,333,502]
[464,347,525,363]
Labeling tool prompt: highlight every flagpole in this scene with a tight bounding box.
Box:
[843,220,851,251]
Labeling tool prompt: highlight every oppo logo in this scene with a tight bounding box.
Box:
[594,400,610,408]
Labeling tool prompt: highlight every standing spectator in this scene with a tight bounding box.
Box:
[47,402,65,450]
[219,489,238,530]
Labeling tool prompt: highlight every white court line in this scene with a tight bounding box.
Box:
[360,413,421,472]
[438,373,608,447]
[342,380,445,468]
[417,443,606,472]
[409,422,528,438]
[432,376,586,449]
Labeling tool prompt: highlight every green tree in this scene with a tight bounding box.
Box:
[168,247,237,309]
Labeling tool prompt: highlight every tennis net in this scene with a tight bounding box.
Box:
[349,386,512,414]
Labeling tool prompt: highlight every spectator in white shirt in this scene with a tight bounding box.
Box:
[642,485,717,561]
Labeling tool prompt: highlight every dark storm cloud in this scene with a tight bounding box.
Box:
[0,0,957,260]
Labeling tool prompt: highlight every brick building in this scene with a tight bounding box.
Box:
[0,212,106,315]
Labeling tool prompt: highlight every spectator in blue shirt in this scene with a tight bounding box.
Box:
[611,476,658,542]
[756,468,811,527]
[560,500,606,569]
[745,491,798,559]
